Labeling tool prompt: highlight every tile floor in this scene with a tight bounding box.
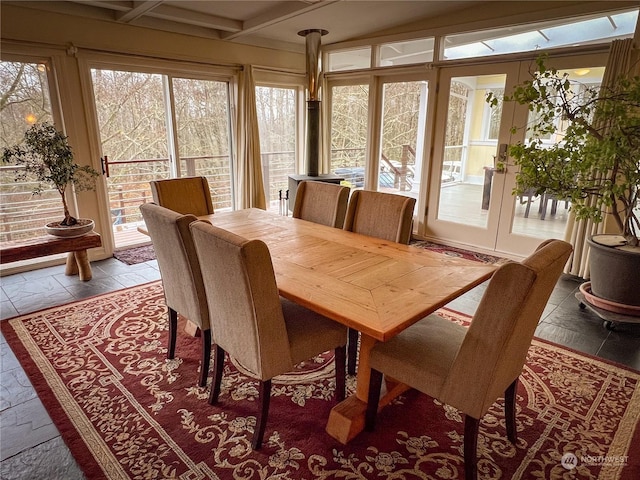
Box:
[1,255,639,479]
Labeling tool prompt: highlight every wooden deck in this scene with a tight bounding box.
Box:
[113,223,151,249]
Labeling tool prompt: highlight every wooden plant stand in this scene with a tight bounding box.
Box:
[1,232,102,281]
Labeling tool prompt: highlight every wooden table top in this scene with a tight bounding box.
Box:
[201,209,496,342]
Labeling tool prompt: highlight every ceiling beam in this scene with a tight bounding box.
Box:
[116,1,164,23]
[222,0,341,40]
[144,4,243,32]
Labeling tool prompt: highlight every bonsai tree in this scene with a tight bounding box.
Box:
[488,55,640,246]
[2,122,99,226]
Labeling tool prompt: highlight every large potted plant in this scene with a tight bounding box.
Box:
[489,55,640,310]
[2,122,100,237]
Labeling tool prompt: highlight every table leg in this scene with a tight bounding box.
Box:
[65,250,93,281]
[326,334,410,444]
[65,252,78,276]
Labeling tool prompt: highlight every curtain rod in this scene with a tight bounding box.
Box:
[252,65,305,76]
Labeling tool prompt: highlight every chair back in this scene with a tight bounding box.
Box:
[190,221,293,380]
[441,239,572,418]
[343,190,416,244]
[139,202,209,330]
[150,176,214,216]
[293,181,350,228]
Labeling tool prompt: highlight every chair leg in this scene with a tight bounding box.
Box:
[198,329,212,387]
[504,378,519,443]
[540,194,549,220]
[365,369,383,431]
[334,345,346,401]
[464,416,480,480]
[347,328,359,375]
[167,307,178,359]
[524,196,532,218]
[252,379,272,450]
[208,345,225,405]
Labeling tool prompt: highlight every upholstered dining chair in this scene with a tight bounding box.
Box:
[343,189,416,244]
[365,239,573,480]
[139,202,211,387]
[292,180,350,228]
[150,176,214,216]
[189,221,348,449]
[343,189,417,374]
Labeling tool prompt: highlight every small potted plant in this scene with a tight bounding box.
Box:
[488,54,640,311]
[2,122,100,236]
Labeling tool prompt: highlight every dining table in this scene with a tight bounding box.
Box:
[194,208,497,444]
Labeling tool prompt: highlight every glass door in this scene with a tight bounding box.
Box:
[91,69,170,248]
[328,82,370,189]
[427,63,518,250]
[327,73,433,231]
[171,77,234,211]
[494,55,606,254]
[427,55,606,257]
[91,68,233,248]
[375,78,429,217]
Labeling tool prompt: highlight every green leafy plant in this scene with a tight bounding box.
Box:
[2,122,100,226]
[488,55,640,245]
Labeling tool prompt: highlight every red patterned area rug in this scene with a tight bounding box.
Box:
[2,281,639,479]
[410,240,504,264]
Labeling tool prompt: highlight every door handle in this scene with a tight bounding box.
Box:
[101,156,110,177]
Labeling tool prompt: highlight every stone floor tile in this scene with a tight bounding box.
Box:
[0,436,84,480]
[0,366,37,412]
[0,398,59,461]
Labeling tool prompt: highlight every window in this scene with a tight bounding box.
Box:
[483,88,503,140]
[443,8,639,60]
[329,84,369,188]
[524,68,604,144]
[379,39,434,66]
[0,59,61,243]
[327,38,435,72]
[255,85,298,212]
[327,47,372,72]
[91,67,234,247]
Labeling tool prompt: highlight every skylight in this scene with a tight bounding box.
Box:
[443,8,639,60]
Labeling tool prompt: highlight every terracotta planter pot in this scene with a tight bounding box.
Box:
[587,235,640,307]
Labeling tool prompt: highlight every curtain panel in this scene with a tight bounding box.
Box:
[564,38,637,278]
[236,65,267,210]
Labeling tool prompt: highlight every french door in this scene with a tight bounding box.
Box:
[427,54,606,257]
[327,72,434,231]
[90,67,233,248]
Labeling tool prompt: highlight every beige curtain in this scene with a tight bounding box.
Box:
[564,38,636,278]
[236,65,266,209]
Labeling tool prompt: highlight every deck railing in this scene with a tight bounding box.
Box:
[1,146,426,245]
